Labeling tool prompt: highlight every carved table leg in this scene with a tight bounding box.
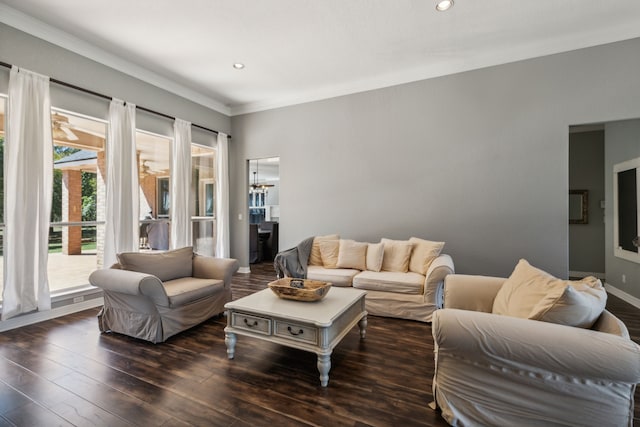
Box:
[317,353,332,387]
[358,315,368,339]
[225,331,237,359]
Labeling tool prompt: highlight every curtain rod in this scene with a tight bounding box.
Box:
[0,60,229,138]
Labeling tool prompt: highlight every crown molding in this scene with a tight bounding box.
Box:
[0,4,231,116]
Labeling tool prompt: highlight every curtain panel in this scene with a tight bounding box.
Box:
[103,99,139,267]
[215,132,230,258]
[2,66,53,320]
[170,119,192,249]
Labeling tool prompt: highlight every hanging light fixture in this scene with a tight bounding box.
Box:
[249,160,274,193]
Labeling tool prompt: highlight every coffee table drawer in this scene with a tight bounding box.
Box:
[274,320,318,344]
[231,312,271,335]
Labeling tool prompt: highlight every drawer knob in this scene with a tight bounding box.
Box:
[244,318,258,327]
[287,326,304,336]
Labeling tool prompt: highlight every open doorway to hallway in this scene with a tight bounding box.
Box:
[568,125,605,280]
[248,157,280,265]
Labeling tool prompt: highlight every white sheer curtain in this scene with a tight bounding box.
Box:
[2,66,53,320]
[215,132,230,258]
[103,99,139,267]
[170,118,192,249]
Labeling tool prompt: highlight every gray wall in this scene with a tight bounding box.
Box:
[231,37,640,280]
[605,119,640,295]
[0,23,230,143]
[568,130,605,274]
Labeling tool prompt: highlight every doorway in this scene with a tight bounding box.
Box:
[248,157,280,264]
[568,125,605,279]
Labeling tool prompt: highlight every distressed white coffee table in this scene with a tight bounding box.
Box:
[224,287,367,387]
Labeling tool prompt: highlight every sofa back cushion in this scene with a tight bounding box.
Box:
[319,239,340,269]
[366,242,385,272]
[492,259,607,328]
[337,239,367,270]
[117,246,194,282]
[309,234,339,266]
[380,238,413,273]
[408,237,445,275]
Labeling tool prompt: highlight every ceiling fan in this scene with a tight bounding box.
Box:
[139,159,169,178]
[51,112,79,141]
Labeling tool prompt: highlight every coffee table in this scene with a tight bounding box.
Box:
[224,287,367,387]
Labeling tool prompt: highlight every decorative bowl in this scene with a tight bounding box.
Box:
[268,278,332,302]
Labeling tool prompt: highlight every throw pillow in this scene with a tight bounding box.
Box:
[319,239,340,269]
[408,237,445,275]
[117,246,193,282]
[380,238,413,273]
[531,276,607,329]
[366,242,385,272]
[309,234,339,266]
[492,259,607,328]
[337,240,367,270]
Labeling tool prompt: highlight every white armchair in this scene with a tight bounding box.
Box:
[431,274,640,427]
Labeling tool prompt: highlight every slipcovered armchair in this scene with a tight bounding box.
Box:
[431,273,640,427]
[89,247,239,343]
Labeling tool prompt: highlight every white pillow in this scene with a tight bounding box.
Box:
[408,237,444,275]
[380,238,413,273]
[309,234,339,266]
[318,239,340,269]
[366,242,385,272]
[337,240,367,270]
[492,259,607,328]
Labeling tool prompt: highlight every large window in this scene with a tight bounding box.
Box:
[49,109,106,292]
[138,131,171,250]
[191,144,216,256]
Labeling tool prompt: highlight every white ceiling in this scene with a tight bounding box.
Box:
[2,1,640,116]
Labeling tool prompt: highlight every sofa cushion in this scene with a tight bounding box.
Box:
[307,265,360,287]
[309,234,339,266]
[337,239,367,270]
[353,271,425,295]
[381,239,413,273]
[117,246,193,282]
[163,277,224,308]
[409,237,445,275]
[492,259,607,328]
[319,239,340,268]
[366,242,385,272]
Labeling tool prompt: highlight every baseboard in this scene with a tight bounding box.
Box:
[0,297,104,332]
[605,283,640,310]
[238,266,251,274]
[569,270,606,280]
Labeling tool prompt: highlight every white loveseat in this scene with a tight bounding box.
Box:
[431,266,640,426]
[304,235,455,322]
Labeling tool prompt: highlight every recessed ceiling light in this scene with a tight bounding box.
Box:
[233,63,245,70]
[436,0,454,12]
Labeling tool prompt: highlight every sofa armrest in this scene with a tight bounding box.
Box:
[443,274,505,312]
[89,268,168,306]
[424,254,455,292]
[192,255,240,287]
[432,308,640,382]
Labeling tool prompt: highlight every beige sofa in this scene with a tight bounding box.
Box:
[431,273,640,426]
[305,236,455,322]
[89,246,239,343]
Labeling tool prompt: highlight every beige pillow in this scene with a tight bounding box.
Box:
[319,239,340,269]
[366,242,385,272]
[309,234,339,266]
[337,240,367,270]
[117,246,193,282]
[408,237,445,275]
[380,238,413,273]
[493,259,607,328]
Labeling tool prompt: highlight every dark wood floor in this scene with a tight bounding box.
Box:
[0,263,638,426]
